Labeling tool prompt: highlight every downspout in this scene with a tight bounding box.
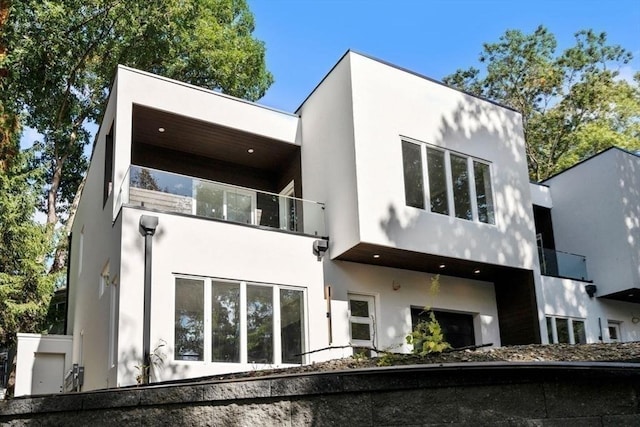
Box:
[139,215,158,385]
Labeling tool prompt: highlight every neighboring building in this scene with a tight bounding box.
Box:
[13,51,640,396]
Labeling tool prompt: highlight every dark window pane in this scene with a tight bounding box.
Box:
[211,282,241,363]
[257,193,280,228]
[556,318,570,343]
[402,141,425,209]
[411,308,475,349]
[474,161,495,224]
[175,278,204,361]
[426,148,449,215]
[351,322,371,341]
[280,289,304,364]
[572,320,586,344]
[450,154,472,220]
[349,299,369,317]
[608,325,618,340]
[247,285,273,363]
[546,317,555,343]
[195,183,224,219]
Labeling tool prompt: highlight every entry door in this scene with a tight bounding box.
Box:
[32,353,64,395]
[279,181,296,231]
[348,294,376,352]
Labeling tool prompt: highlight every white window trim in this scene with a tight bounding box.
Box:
[402,137,496,225]
[546,315,586,344]
[173,275,307,366]
[607,321,622,343]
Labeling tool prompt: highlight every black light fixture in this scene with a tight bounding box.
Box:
[312,239,328,261]
[585,284,597,298]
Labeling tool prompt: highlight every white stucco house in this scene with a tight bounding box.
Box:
[13,51,640,396]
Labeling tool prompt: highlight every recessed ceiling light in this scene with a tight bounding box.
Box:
[439,264,446,269]
[373,254,380,259]
[158,127,165,133]
[473,269,481,274]
[247,148,254,153]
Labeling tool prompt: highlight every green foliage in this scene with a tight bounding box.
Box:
[0,146,56,348]
[444,26,640,180]
[1,0,273,227]
[406,310,451,356]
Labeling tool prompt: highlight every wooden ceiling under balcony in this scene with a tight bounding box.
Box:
[131,104,299,173]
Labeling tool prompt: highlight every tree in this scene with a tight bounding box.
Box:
[1,0,273,231]
[443,26,640,180]
[0,146,56,350]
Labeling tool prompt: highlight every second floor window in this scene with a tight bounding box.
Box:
[401,140,495,224]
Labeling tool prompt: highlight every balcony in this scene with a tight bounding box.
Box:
[119,166,325,237]
[538,247,588,281]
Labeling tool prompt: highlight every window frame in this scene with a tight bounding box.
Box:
[546,315,587,344]
[401,138,496,225]
[348,293,377,354]
[173,275,307,366]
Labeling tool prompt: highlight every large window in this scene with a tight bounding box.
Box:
[401,140,495,224]
[411,308,475,349]
[174,277,305,364]
[546,316,587,344]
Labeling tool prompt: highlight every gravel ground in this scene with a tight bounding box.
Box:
[204,342,640,382]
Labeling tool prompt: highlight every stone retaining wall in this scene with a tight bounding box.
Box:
[1,362,639,426]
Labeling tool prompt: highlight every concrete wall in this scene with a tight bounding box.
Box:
[3,363,639,426]
[545,148,640,295]
[325,260,501,354]
[115,207,326,388]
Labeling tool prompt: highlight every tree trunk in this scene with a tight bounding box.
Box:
[46,156,64,226]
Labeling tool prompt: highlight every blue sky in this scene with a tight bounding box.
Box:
[248,0,640,112]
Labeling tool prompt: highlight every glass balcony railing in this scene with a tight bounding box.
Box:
[119,166,325,236]
[538,247,588,281]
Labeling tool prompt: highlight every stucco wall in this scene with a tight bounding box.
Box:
[541,276,640,342]
[546,148,640,295]
[115,207,326,388]
[298,53,361,257]
[347,53,536,271]
[67,83,123,391]
[324,260,501,353]
[14,334,73,397]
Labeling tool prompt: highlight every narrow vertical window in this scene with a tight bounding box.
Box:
[108,278,119,368]
[103,124,114,207]
[211,281,240,362]
[426,148,449,215]
[555,318,570,344]
[401,141,425,209]
[572,320,586,344]
[450,154,472,220]
[546,317,554,343]
[246,285,273,363]
[175,278,204,361]
[280,289,304,364]
[474,161,495,224]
